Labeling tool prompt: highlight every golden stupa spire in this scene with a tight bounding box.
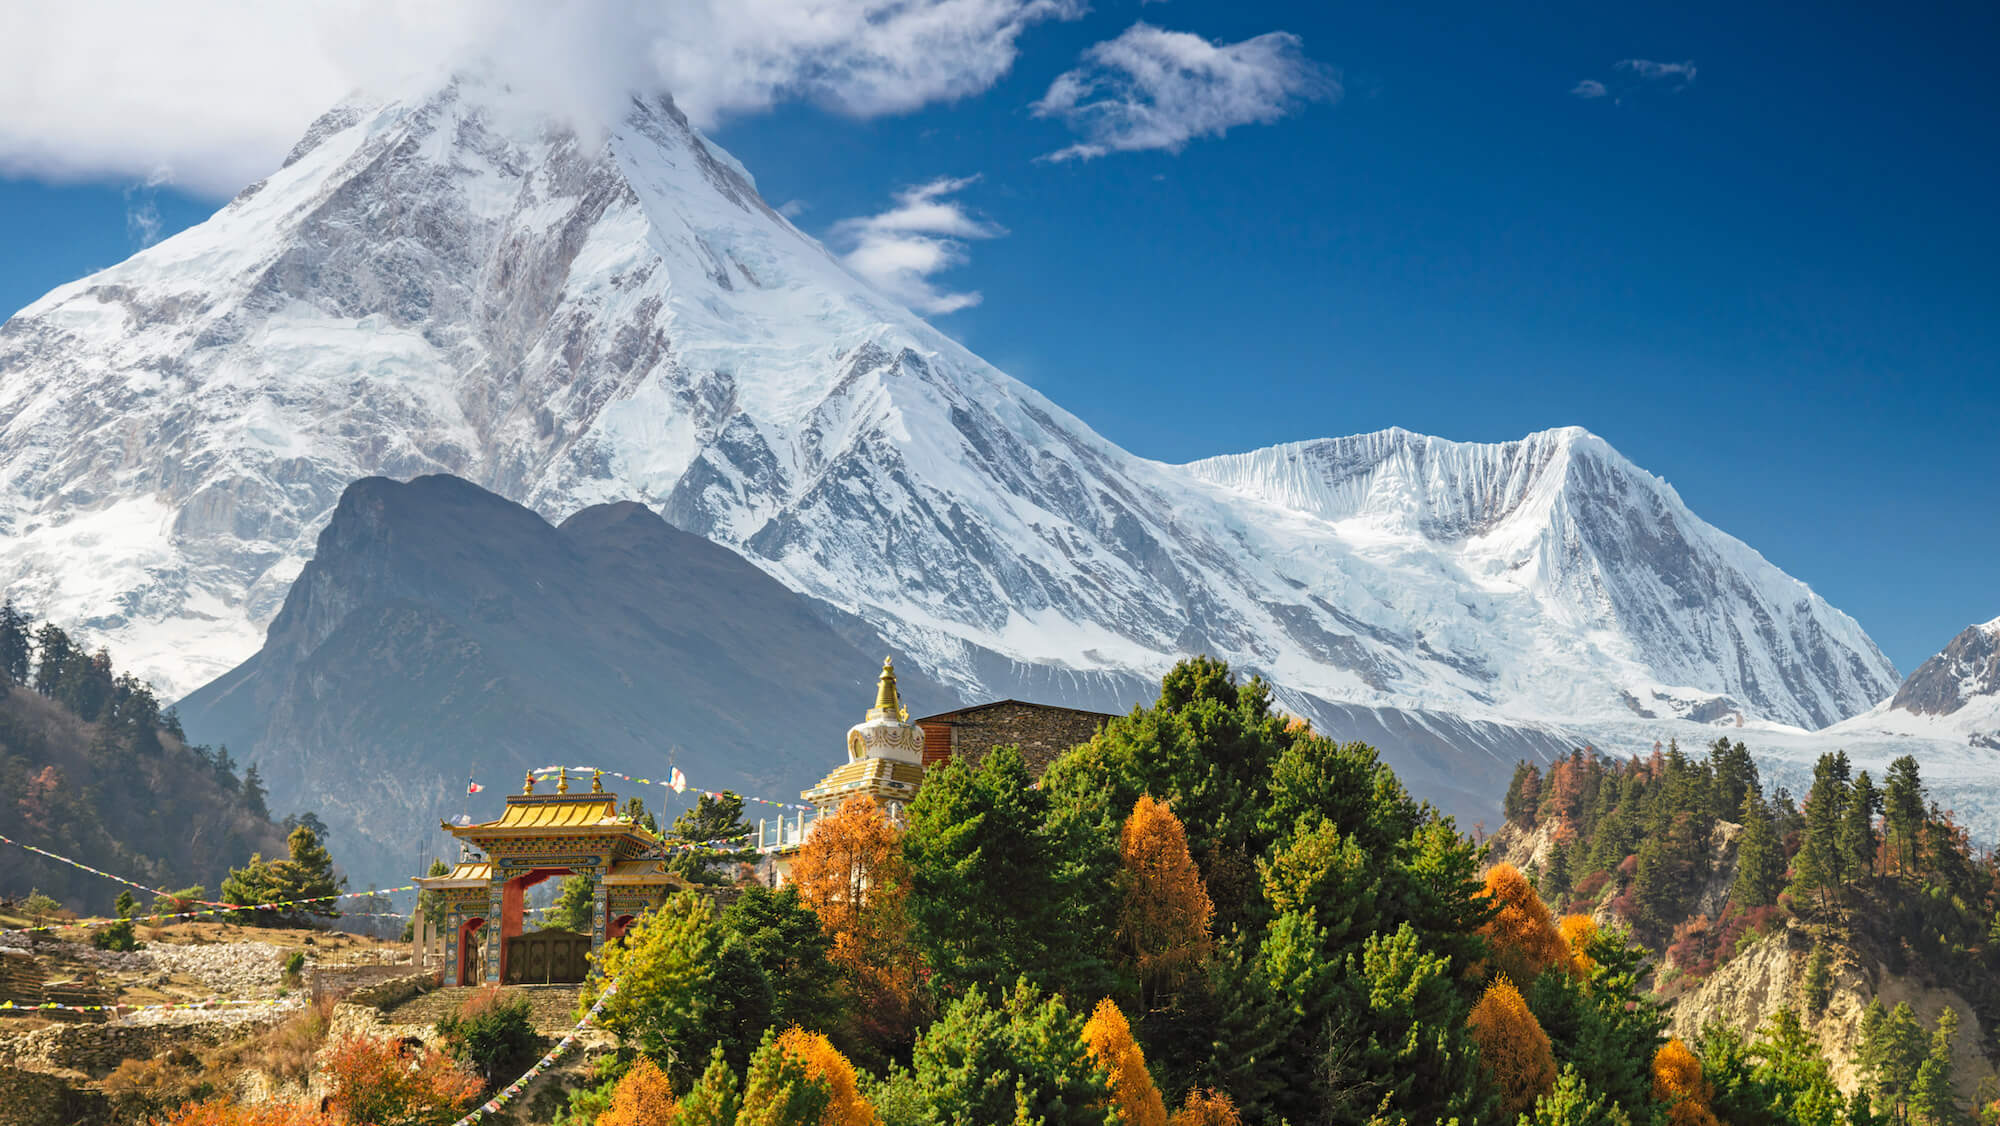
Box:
[591,769,605,794]
[870,656,908,722]
[557,767,570,795]
[523,771,536,795]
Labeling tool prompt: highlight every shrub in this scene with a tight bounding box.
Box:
[776,1026,877,1126]
[323,1035,481,1126]
[281,950,306,980]
[93,916,140,952]
[436,985,540,1086]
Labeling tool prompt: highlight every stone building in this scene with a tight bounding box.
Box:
[914,699,1119,775]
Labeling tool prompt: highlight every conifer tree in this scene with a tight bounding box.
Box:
[1709,738,1759,824]
[1910,1007,1964,1126]
[790,795,918,1053]
[1522,1065,1631,1126]
[1651,1038,1721,1125]
[1083,999,1168,1126]
[0,599,30,686]
[596,1057,678,1126]
[1543,839,1573,904]
[1792,752,1852,910]
[1730,791,1785,910]
[1168,1089,1242,1126]
[31,622,73,695]
[1469,976,1558,1119]
[1883,756,1926,878]
[1505,761,1544,827]
[1478,863,1568,986]
[1843,770,1881,880]
[736,1028,832,1126]
[1118,795,1214,1006]
[773,1027,873,1126]
[579,891,722,1078]
[242,763,270,819]
[1338,922,1490,1126]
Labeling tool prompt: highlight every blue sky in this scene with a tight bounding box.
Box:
[1,0,1994,672]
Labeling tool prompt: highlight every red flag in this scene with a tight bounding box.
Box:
[467,778,484,794]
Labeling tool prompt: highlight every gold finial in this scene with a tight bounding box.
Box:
[523,771,536,795]
[591,769,604,794]
[870,656,908,721]
[557,767,570,795]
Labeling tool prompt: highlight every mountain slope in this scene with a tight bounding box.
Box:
[0,70,1895,745]
[175,473,956,882]
[1829,617,2000,750]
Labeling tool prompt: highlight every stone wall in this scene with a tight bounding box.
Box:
[0,1010,292,1079]
[921,701,1115,775]
[344,972,438,1011]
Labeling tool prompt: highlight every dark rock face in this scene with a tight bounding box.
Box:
[175,474,954,886]
[1891,622,2000,716]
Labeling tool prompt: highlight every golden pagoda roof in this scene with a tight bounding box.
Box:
[803,756,925,805]
[413,861,492,888]
[485,795,624,831]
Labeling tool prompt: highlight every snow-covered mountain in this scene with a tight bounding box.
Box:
[0,72,1899,754]
[1829,618,2000,750]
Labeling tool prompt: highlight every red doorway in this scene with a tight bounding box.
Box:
[456,917,486,986]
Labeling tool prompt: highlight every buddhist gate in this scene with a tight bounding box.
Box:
[415,769,681,985]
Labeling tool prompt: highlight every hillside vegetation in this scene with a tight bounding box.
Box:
[0,602,290,916]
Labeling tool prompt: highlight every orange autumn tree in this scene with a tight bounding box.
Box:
[790,795,920,1048]
[1557,914,1599,977]
[1652,1038,1722,1126]
[598,1057,678,1126]
[1081,999,1168,1126]
[776,1026,877,1126]
[155,1102,335,1126]
[1478,863,1568,986]
[1466,976,1558,1119]
[1117,794,1214,1006]
[322,1035,482,1126]
[1168,1089,1242,1126]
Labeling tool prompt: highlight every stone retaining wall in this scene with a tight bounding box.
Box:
[0,1010,293,1078]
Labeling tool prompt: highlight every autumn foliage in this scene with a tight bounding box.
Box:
[1478,863,1568,986]
[776,1026,878,1126]
[1557,913,1599,977]
[1117,794,1214,993]
[1466,976,1558,1119]
[153,1102,335,1126]
[322,1034,482,1126]
[790,795,921,1048]
[1081,999,1168,1126]
[1168,1088,1243,1126]
[597,1057,678,1126]
[1651,1038,1721,1126]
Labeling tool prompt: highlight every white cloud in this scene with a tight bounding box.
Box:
[1570,79,1608,100]
[0,0,1086,196]
[833,176,1003,315]
[1617,58,1698,86]
[1031,22,1337,161]
[778,199,811,219]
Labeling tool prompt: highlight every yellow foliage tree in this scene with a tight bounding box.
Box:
[776,1026,878,1126]
[790,795,920,1048]
[1081,999,1168,1126]
[1118,794,1215,1003]
[1651,1038,1721,1126]
[597,1057,678,1126]
[1466,976,1558,1119]
[1557,913,1599,977]
[1168,1089,1242,1126]
[1478,863,1568,986]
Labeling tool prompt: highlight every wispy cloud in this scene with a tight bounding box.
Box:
[0,1,1088,196]
[123,167,173,247]
[833,176,1003,315]
[1616,58,1698,87]
[777,199,810,219]
[1032,22,1337,161]
[1571,57,1698,103]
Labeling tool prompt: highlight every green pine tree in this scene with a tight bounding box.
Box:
[1909,1007,1964,1126]
[545,874,596,933]
[1521,1065,1632,1126]
[1882,756,1926,878]
[1842,770,1881,881]
[1731,791,1785,910]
